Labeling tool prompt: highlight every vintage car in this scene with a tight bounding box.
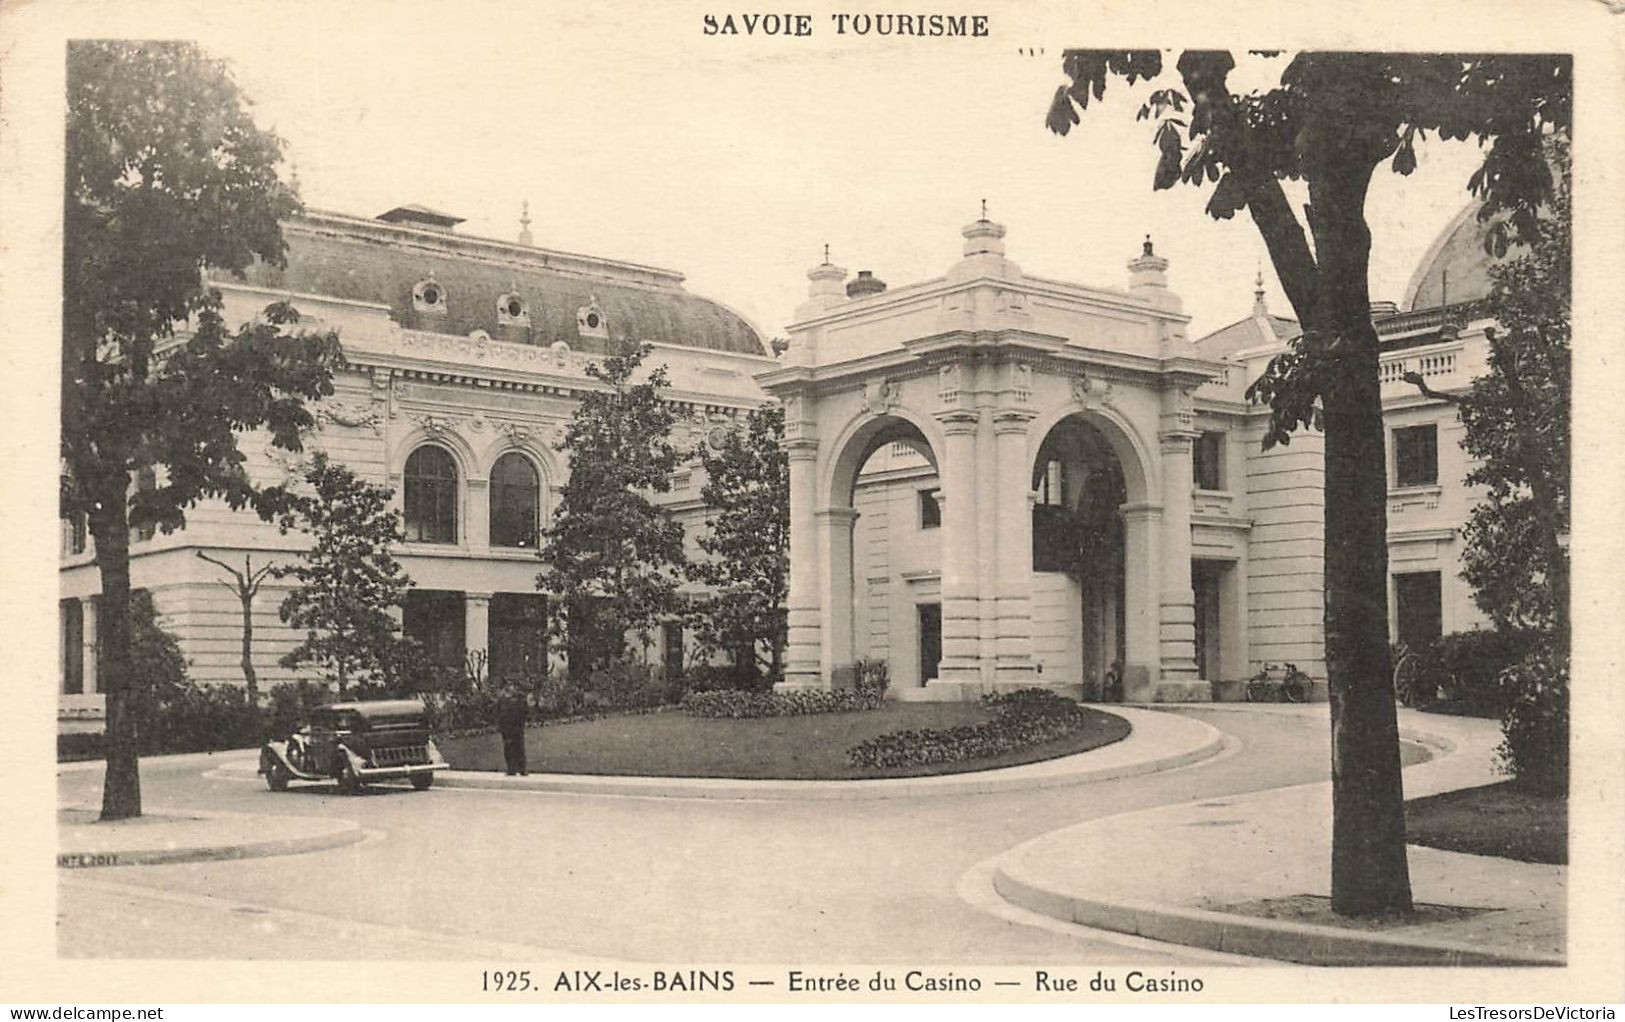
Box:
[260,698,447,793]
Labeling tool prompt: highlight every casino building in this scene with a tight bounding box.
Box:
[57,200,1498,723]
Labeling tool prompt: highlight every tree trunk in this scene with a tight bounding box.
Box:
[240,591,258,702]
[1310,166,1414,916]
[90,477,141,820]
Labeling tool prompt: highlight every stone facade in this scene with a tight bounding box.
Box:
[57,201,1505,723]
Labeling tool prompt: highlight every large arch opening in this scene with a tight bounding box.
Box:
[1031,415,1130,700]
[827,413,942,691]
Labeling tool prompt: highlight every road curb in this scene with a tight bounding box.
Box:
[989,862,1565,967]
[57,807,365,869]
[426,710,1225,801]
[987,711,1565,967]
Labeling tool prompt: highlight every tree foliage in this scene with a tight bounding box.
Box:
[688,404,789,683]
[63,41,342,818]
[1459,138,1571,639]
[1046,50,1569,916]
[276,453,415,697]
[539,343,686,678]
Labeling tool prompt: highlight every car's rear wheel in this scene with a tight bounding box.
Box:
[264,757,290,792]
[410,773,433,791]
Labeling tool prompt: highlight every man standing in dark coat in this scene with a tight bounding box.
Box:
[497,683,529,776]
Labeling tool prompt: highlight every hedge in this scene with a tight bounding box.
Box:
[682,658,888,718]
[846,688,1092,769]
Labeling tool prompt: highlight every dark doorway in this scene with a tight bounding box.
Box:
[917,603,941,687]
[403,589,466,688]
[1394,571,1443,649]
[490,593,547,684]
[1192,561,1223,681]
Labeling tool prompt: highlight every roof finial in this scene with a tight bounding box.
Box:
[822,243,830,266]
[289,160,302,194]
[1253,259,1269,316]
[1142,234,1154,257]
[980,198,988,221]
[518,200,534,246]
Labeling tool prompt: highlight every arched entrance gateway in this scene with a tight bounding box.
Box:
[758,218,1225,702]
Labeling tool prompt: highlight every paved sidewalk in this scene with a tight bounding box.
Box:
[57,805,364,868]
[993,705,1565,966]
[207,705,1225,801]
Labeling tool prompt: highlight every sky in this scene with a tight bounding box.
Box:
[179,4,1492,344]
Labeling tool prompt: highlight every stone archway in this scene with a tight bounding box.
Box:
[1030,414,1134,699]
[820,411,942,688]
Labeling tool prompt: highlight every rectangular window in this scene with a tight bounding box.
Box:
[1193,431,1225,491]
[918,488,941,530]
[1394,571,1443,649]
[61,600,84,695]
[1393,424,1438,487]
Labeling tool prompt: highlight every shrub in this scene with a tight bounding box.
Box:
[140,682,267,754]
[423,684,501,736]
[1403,630,1531,716]
[847,687,1092,769]
[1498,644,1568,794]
[58,731,105,762]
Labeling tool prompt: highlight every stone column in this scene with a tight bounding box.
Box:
[816,506,860,685]
[992,409,1038,687]
[933,410,982,689]
[780,438,822,690]
[1119,502,1162,701]
[464,591,491,665]
[1158,406,1201,690]
[467,478,490,551]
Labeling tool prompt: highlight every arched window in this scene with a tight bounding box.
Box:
[489,452,540,548]
[404,445,458,544]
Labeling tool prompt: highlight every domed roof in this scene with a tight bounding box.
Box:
[1403,202,1519,312]
[225,209,767,356]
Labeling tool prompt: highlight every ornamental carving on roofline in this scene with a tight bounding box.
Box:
[495,420,533,443]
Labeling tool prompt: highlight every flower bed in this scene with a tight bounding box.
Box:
[846,688,1122,770]
[681,685,884,719]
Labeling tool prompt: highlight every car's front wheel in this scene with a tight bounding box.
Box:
[264,757,290,792]
[410,773,433,791]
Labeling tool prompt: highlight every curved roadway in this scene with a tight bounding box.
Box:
[58,708,1341,963]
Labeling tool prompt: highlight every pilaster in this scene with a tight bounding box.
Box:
[464,591,491,660]
[931,409,982,689]
[992,408,1038,685]
[780,437,822,691]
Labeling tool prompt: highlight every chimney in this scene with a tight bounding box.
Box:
[846,270,887,299]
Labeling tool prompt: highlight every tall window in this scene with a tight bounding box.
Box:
[490,453,540,548]
[1393,424,1438,487]
[404,445,458,543]
[490,593,548,683]
[1193,431,1225,491]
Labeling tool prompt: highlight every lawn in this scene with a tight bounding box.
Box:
[1405,780,1567,864]
[439,702,1131,780]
